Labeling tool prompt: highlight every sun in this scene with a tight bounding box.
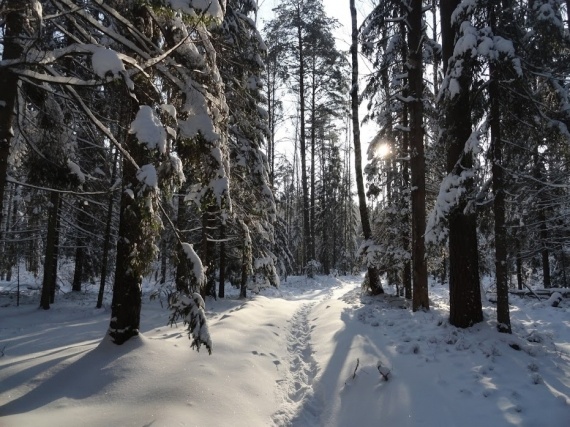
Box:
[374,143,391,159]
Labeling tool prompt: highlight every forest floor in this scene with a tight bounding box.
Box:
[0,274,569,426]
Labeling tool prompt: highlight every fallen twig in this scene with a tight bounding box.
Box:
[377,363,391,381]
[352,358,359,379]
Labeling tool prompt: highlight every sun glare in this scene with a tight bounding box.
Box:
[375,143,391,158]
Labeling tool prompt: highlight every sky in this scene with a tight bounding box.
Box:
[256,0,378,160]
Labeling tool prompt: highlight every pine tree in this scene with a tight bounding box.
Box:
[351,0,383,294]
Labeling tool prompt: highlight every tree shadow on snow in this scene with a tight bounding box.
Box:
[0,336,143,416]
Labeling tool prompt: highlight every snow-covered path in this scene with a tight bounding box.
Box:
[1,275,569,427]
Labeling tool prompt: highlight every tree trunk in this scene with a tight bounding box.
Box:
[96,149,118,309]
[310,59,317,263]
[516,237,523,291]
[40,191,60,310]
[533,145,551,289]
[441,0,483,327]
[175,193,190,293]
[200,207,216,298]
[350,0,383,294]
[1,184,14,281]
[489,27,511,332]
[72,200,87,292]
[0,2,30,234]
[396,13,412,301]
[540,220,551,288]
[408,0,429,311]
[109,4,159,342]
[218,223,226,298]
[50,194,62,304]
[110,182,143,344]
[240,236,248,300]
[296,3,310,269]
[160,235,167,285]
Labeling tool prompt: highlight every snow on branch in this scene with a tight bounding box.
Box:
[425,126,484,245]
[425,168,475,245]
[168,292,212,354]
[129,106,167,154]
[181,242,206,286]
[168,241,210,353]
[166,0,226,20]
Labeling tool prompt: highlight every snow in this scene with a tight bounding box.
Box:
[129,106,167,154]
[91,47,125,79]
[179,86,219,142]
[1,274,569,426]
[181,242,205,285]
[67,160,85,184]
[136,164,158,191]
[166,0,225,20]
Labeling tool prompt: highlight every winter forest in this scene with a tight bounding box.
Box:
[1,0,569,426]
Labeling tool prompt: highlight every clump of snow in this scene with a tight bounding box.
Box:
[91,47,125,79]
[166,0,225,20]
[425,168,475,244]
[136,164,158,191]
[179,86,219,142]
[129,106,167,154]
[67,160,85,184]
[181,242,205,286]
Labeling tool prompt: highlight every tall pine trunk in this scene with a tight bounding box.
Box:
[532,144,551,288]
[310,60,317,264]
[489,33,511,333]
[109,4,160,345]
[408,0,429,311]
[0,2,28,234]
[295,3,310,270]
[441,0,482,327]
[72,200,87,292]
[96,149,118,309]
[175,193,190,293]
[218,222,226,298]
[350,0,382,294]
[40,191,60,310]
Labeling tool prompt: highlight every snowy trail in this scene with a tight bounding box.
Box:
[272,302,320,426]
[271,277,357,426]
[1,275,569,427]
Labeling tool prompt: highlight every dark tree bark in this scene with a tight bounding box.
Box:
[240,231,248,300]
[516,243,523,291]
[200,207,216,299]
[350,0,383,294]
[50,194,62,304]
[40,191,60,310]
[398,11,412,301]
[310,61,317,263]
[160,236,167,285]
[296,3,310,269]
[0,2,29,235]
[109,4,160,345]
[110,180,143,344]
[533,146,551,289]
[218,222,226,298]
[490,2,512,333]
[408,0,429,311]
[96,149,118,309]
[72,201,87,292]
[489,20,511,333]
[441,0,483,327]
[175,194,190,293]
